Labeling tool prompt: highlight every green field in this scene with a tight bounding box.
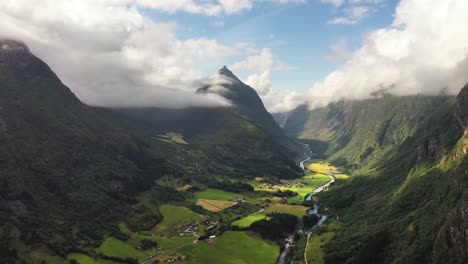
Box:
[251,162,344,205]
[153,205,202,234]
[231,213,270,227]
[177,231,279,264]
[263,204,309,217]
[97,237,149,261]
[195,188,257,203]
[306,162,335,172]
[67,253,98,264]
[281,171,331,204]
[334,173,350,179]
[25,248,66,264]
[306,221,341,264]
[139,234,194,251]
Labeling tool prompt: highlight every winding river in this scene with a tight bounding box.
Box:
[277,145,335,264]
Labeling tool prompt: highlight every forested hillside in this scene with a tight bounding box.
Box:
[282,90,468,263]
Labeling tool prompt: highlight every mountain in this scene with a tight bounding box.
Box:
[271,112,287,126]
[282,92,468,263]
[0,40,304,263]
[0,39,181,261]
[108,66,305,179]
[197,66,304,159]
[282,95,457,172]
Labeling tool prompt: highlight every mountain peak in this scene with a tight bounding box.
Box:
[218,65,236,78]
[0,39,32,68]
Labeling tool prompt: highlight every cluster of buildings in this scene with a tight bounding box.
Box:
[176,221,198,236]
[256,181,305,190]
[165,256,186,263]
[230,197,246,203]
[174,219,218,237]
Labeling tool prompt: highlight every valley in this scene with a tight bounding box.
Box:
[1,36,468,264]
[63,159,349,264]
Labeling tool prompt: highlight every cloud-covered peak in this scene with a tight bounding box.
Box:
[0,39,32,67]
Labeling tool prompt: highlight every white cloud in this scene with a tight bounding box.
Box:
[231,48,274,73]
[246,71,272,95]
[348,0,385,4]
[230,48,295,96]
[327,38,352,60]
[131,0,304,16]
[0,0,265,108]
[328,5,373,25]
[261,90,306,113]
[321,0,345,7]
[323,0,386,25]
[310,0,468,106]
[219,0,253,14]
[212,20,225,27]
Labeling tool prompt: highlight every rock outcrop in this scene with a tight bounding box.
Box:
[435,191,468,259]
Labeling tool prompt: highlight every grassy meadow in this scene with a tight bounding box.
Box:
[139,234,194,251]
[263,203,309,217]
[231,213,270,227]
[306,221,341,264]
[177,231,279,264]
[194,188,257,203]
[251,162,347,204]
[153,205,202,234]
[97,237,149,261]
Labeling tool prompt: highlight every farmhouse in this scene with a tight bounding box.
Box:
[177,221,198,235]
[230,197,246,203]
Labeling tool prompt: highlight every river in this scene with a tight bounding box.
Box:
[277,145,335,264]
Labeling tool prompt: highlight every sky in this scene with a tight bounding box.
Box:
[1,0,468,112]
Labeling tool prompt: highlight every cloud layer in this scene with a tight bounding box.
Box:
[0,0,300,108]
[323,0,385,25]
[132,0,304,16]
[308,0,468,106]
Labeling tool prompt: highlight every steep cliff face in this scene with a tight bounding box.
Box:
[434,191,468,261]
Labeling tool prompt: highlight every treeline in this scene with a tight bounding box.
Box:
[206,180,254,193]
[249,213,298,241]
